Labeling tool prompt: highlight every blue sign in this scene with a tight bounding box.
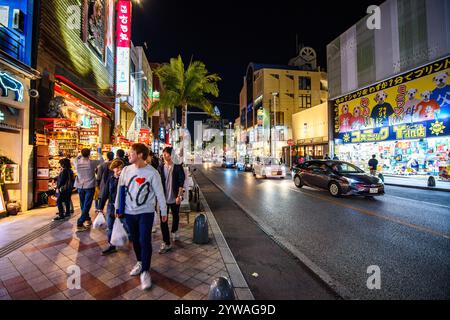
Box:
[0,0,35,66]
[336,118,449,144]
[159,127,165,140]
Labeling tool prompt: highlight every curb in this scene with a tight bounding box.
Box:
[196,168,354,300]
[384,183,450,192]
[193,176,255,300]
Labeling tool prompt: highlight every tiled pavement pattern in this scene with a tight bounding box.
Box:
[0,212,232,300]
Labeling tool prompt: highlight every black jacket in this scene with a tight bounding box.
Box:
[368,158,379,170]
[158,163,186,203]
[99,174,119,210]
[57,169,74,193]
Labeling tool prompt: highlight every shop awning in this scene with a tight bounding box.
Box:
[0,50,40,80]
[120,100,136,114]
[55,75,114,118]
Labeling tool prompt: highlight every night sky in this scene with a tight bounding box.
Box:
[132,0,384,125]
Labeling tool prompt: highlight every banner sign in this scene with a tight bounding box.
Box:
[115,0,131,96]
[332,56,450,143]
[138,128,150,145]
[336,118,449,144]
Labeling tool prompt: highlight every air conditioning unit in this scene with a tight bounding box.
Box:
[12,9,24,33]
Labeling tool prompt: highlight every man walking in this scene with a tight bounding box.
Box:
[96,151,114,213]
[158,147,186,254]
[74,148,104,232]
[115,143,167,290]
[368,154,379,176]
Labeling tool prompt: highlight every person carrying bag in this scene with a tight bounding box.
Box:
[53,158,74,221]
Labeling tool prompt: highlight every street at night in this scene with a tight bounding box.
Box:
[194,165,450,300]
[0,0,449,312]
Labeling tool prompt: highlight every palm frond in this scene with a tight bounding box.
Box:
[154,55,221,125]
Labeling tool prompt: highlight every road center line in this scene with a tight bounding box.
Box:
[384,194,450,209]
[287,187,450,241]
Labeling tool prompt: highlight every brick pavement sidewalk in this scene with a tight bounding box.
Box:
[0,207,242,300]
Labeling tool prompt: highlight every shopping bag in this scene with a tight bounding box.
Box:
[93,212,106,229]
[110,218,128,247]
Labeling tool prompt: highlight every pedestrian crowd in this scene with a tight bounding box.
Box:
[52,143,186,290]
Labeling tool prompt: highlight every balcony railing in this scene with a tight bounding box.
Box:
[0,23,25,62]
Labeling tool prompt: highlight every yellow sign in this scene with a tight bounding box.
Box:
[333,57,450,134]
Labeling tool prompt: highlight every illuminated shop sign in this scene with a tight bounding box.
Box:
[332,56,450,142]
[0,72,24,102]
[159,127,165,140]
[336,118,449,144]
[115,0,131,96]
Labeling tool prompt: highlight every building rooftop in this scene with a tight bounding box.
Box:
[250,63,304,71]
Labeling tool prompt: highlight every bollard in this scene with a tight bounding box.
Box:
[189,186,202,212]
[378,173,384,182]
[193,213,209,244]
[208,277,235,300]
[428,176,436,187]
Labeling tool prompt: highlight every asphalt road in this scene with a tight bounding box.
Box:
[197,165,450,300]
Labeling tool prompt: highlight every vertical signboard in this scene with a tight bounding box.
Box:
[115,0,131,96]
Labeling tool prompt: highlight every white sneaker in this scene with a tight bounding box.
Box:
[140,271,152,290]
[130,262,142,276]
[171,232,179,241]
[159,242,172,254]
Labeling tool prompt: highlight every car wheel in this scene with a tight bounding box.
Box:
[294,175,303,188]
[328,182,341,197]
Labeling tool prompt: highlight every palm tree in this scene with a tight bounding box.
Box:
[152,55,221,129]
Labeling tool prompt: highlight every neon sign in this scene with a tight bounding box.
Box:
[115,0,131,96]
[0,72,24,102]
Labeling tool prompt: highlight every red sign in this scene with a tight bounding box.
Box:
[139,129,150,145]
[116,1,131,48]
[287,139,294,146]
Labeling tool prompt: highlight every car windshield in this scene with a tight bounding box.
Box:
[331,162,364,173]
[263,158,280,165]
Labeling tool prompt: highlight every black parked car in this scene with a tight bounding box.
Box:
[292,160,384,197]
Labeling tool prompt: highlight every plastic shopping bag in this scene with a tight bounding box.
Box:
[110,218,128,247]
[93,212,106,229]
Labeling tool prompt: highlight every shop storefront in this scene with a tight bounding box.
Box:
[35,76,114,205]
[336,137,449,178]
[0,66,39,213]
[332,56,450,180]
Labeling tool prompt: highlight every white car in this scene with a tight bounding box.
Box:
[253,158,286,179]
